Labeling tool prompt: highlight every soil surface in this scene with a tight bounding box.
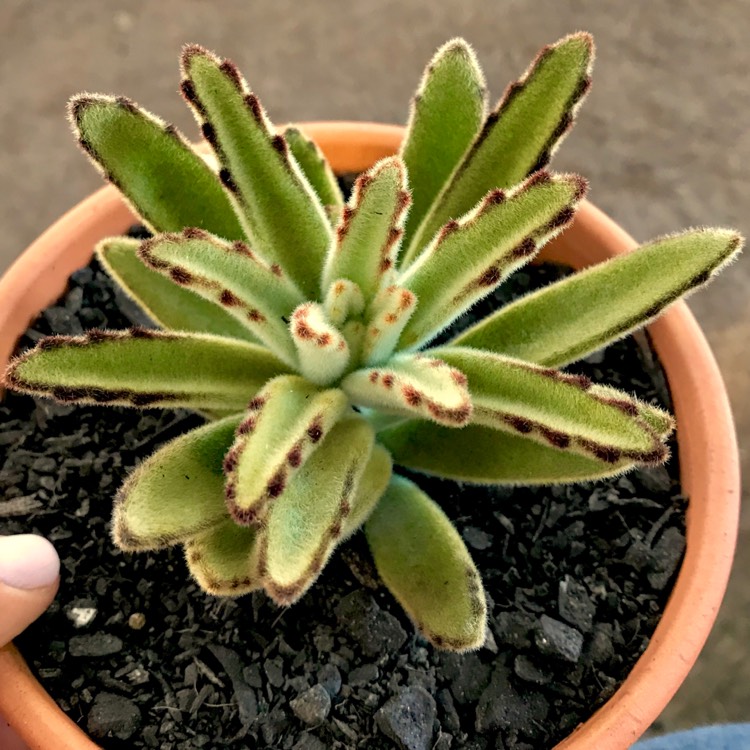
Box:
[0,242,684,749]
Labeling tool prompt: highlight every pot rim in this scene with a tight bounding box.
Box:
[0,121,739,750]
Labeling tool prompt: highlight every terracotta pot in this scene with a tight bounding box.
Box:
[0,122,739,750]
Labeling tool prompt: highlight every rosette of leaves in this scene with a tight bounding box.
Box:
[4,34,742,652]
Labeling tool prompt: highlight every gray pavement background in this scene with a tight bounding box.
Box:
[1,0,748,735]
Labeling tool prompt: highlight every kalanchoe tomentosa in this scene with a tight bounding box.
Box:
[4,34,742,651]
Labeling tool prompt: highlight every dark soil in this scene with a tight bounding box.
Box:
[0,234,684,749]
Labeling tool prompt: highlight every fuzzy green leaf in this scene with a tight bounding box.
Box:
[185,520,260,596]
[5,330,290,411]
[181,46,331,298]
[254,416,375,605]
[402,33,593,267]
[224,376,349,525]
[400,38,487,257]
[283,126,344,210]
[139,230,304,366]
[399,172,585,350]
[112,415,239,551]
[362,285,417,366]
[70,95,244,238]
[453,229,744,367]
[435,346,668,464]
[322,158,410,303]
[324,279,365,328]
[378,421,637,484]
[341,444,393,538]
[290,303,351,386]
[97,238,258,343]
[342,354,472,427]
[366,476,487,651]
[589,383,674,439]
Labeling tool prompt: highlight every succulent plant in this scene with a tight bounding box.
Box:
[4,34,742,652]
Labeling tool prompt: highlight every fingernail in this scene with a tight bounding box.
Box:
[0,535,60,590]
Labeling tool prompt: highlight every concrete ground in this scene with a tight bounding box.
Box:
[1,0,748,737]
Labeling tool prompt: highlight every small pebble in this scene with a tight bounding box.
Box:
[535,615,584,663]
[69,634,123,658]
[290,684,331,725]
[128,612,146,630]
[376,686,436,750]
[87,692,141,740]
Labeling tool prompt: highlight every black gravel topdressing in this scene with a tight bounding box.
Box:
[0,240,684,749]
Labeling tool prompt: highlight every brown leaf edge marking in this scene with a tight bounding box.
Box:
[256,463,359,606]
[184,539,260,597]
[224,397,331,527]
[335,159,412,277]
[4,329,182,407]
[362,359,472,427]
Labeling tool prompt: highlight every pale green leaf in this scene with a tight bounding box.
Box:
[403,33,593,266]
[185,519,260,596]
[96,238,258,343]
[399,172,585,350]
[112,415,239,551]
[181,46,331,297]
[589,383,674,439]
[453,229,744,367]
[6,330,290,411]
[341,444,393,537]
[400,38,487,259]
[224,375,349,525]
[362,285,417,366]
[290,303,351,386]
[434,346,668,464]
[139,230,304,366]
[322,157,410,303]
[323,279,365,328]
[254,416,375,605]
[70,95,244,238]
[378,421,637,484]
[283,126,344,209]
[342,354,472,427]
[365,475,486,651]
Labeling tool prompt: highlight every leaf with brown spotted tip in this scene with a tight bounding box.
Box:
[365,475,487,651]
[185,519,260,597]
[97,238,259,343]
[341,354,472,427]
[323,279,365,328]
[378,421,637,485]
[224,376,349,526]
[254,416,375,605]
[434,346,668,465]
[398,171,585,351]
[400,38,487,258]
[112,415,239,551]
[181,46,331,298]
[402,32,593,267]
[321,157,411,303]
[453,229,744,367]
[283,126,344,211]
[5,330,290,412]
[70,95,244,239]
[289,303,351,386]
[340,444,393,538]
[139,230,304,367]
[362,285,416,366]
[589,383,674,440]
